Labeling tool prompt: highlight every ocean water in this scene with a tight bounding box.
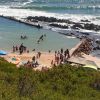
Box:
[0,0,100,52]
[0,0,100,24]
[0,0,100,14]
[0,17,79,52]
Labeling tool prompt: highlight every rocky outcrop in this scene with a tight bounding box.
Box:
[84,23,100,31]
[71,23,84,29]
[49,23,68,29]
[27,16,73,24]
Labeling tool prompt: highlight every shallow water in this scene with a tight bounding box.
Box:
[0,17,79,52]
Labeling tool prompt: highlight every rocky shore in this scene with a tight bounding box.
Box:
[26,16,100,31]
[1,15,100,32]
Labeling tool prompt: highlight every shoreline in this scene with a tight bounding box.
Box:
[2,38,100,70]
[0,15,100,70]
[1,40,100,70]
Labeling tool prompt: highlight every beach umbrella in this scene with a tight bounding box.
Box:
[83,65,97,70]
[0,50,7,55]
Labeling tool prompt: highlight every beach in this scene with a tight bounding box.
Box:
[0,0,100,70]
[0,15,100,70]
[3,52,55,70]
[2,39,100,71]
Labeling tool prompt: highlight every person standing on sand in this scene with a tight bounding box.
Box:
[13,46,15,53]
[64,50,67,57]
[32,56,36,63]
[37,52,41,58]
[38,52,41,58]
[15,45,18,52]
[19,43,24,55]
[61,48,63,54]
[51,60,54,66]
[27,50,29,53]
[66,49,70,59]
[56,55,60,65]
[60,53,64,63]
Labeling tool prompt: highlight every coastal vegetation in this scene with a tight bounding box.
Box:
[0,57,100,100]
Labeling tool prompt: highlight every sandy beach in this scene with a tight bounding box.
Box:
[0,10,100,71]
[3,51,55,70]
[1,38,99,71]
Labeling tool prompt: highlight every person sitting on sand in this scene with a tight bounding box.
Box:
[27,50,29,53]
[27,60,30,64]
[33,61,39,68]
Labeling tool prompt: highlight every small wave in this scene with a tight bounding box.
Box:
[66,36,76,39]
[18,5,100,10]
[0,6,100,25]
[20,0,100,4]
[22,0,33,6]
[0,0,34,7]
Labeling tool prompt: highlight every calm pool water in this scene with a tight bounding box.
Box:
[0,17,79,52]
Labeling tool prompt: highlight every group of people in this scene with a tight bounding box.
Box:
[24,58,39,68]
[37,34,46,44]
[51,48,70,66]
[13,43,29,54]
[24,52,42,68]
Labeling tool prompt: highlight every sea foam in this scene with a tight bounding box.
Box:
[22,0,33,6]
[0,6,100,26]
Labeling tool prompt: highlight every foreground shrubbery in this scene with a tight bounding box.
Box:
[0,58,100,100]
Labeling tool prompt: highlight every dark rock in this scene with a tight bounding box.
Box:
[84,23,100,31]
[71,23,84,29]
[26,16,73,24]
[81,19,91,22]
[49,23,68,29]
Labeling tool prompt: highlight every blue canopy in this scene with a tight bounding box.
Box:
[0,50,7,55]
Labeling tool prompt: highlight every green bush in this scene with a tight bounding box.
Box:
[0,58,100,100]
